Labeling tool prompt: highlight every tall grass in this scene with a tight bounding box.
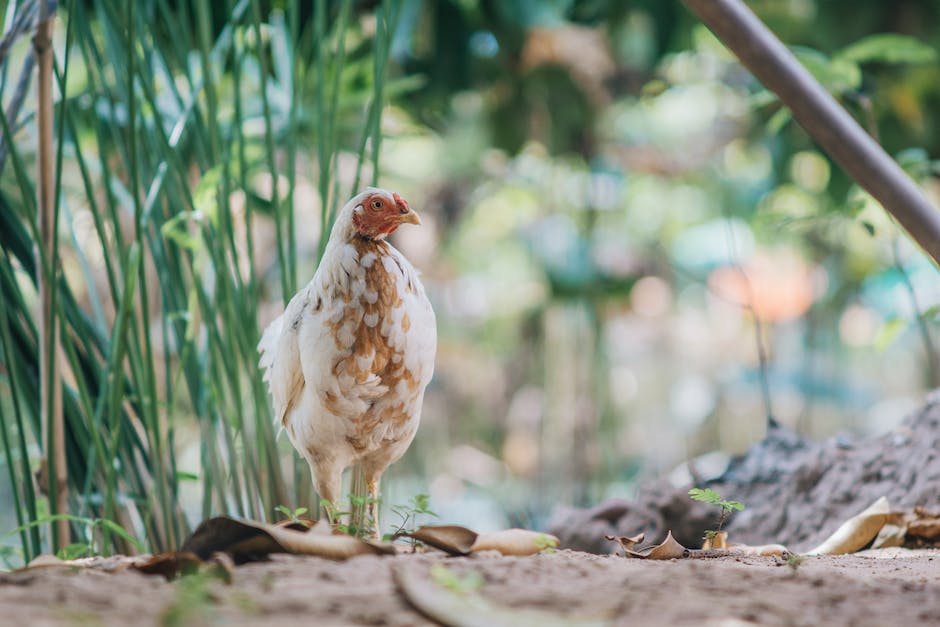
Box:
[0,0,403,561]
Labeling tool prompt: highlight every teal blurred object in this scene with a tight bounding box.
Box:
[522,214,639,299]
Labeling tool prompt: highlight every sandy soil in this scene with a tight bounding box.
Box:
[3,548,939,626]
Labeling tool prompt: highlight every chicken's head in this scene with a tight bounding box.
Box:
[351,188,421,240]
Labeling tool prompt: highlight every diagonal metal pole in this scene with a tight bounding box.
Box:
[682,0,940,268]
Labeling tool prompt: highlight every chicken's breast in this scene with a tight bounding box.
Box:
[259,236,436,472]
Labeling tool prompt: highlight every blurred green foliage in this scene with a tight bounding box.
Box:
[378,0,940,524]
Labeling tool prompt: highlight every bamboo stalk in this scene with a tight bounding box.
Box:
[33,0,68,550]
[681,0,940,267]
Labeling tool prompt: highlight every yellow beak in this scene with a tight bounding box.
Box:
[400,209,421,226]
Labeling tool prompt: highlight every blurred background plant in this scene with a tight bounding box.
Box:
[1,0,939,565]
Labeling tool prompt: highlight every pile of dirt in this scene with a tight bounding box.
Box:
[550,392,940,553]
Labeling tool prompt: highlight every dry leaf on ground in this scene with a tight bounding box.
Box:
[620,531,688,560]
[471,529,559,556]
[397,526,557,556]
[396,525,479,556]
[133,551,202,580]
[907,508,940,543]
[609,530,785,559]
[808,497,890,555]
[605,533,645,553]
[266,523,395,559]
[181,516,395,563]
[870,507,940,548]
[872,522,907,549]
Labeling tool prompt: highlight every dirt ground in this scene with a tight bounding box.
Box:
[3,548,939,626]
[7,398,940,626]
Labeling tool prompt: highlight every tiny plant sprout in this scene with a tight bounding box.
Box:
[688,488,745,541]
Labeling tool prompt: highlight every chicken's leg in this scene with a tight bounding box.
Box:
[357,460,386,539]
[366,474,381,540]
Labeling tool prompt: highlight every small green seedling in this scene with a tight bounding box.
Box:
[346,494,380,538]
[688,488,745,541]
[319,497,378,538]
[786,551,806,573]
[386,493,438,544]
[318,499,340,525]
[274,505,310,527]
[7,514,143,561]
[535,533,559,554]
[319,493,435,539]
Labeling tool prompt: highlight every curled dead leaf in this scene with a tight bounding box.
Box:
[908,516,940,541]
[622,531,688,560]
[872,524,907,550]
[265,523,395,560]
[396,526,557,557]
[133,551,202,580]
[181,516,395,563]
[605,533,645,553]
[181,517,280,563]
[397,525,479,556]
[471,529,559,556]
[808,496,891,555]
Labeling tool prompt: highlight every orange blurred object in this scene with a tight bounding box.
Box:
[708,252,815,323]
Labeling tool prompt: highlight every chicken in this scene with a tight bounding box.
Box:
[258,188,436,534]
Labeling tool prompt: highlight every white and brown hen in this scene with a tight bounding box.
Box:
[258,188,436,533]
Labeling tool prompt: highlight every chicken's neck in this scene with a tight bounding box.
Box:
[327,210,357,245]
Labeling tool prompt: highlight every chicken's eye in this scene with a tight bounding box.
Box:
[370,200,383,211]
